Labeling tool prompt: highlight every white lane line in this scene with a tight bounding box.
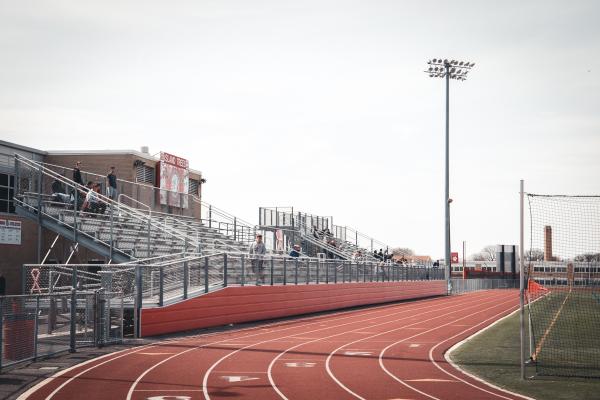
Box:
[434,307,536,400]
[209,291,490,400]
[17,345,155,400]
[26,296,433,400]
[267,291,501,400]
[132,291,457,400]
[377,297,519,400]
[405,378,457,382]
[134,389,204,391]
[327,293,515,400]
[44,345,157,400]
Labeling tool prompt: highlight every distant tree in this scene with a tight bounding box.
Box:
[526,248,544,261]
[574,253,600,262]
[470,253,486,261]
[478,245,497,262]
[392,247,415,257]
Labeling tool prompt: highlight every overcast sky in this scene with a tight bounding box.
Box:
[1,0,599,258]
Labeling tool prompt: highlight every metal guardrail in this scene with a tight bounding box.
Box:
[449,278,520,295]
[25,253,445,308]
[0,290,123,370]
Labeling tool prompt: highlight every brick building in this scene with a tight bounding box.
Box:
[0,140,204,294]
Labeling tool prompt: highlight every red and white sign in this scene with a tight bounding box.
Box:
[451,252,459,264]
[158,152,190,209]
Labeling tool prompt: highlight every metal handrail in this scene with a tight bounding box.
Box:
[118,193,151,216]
[14,196,133,260]
[17,156,192,241]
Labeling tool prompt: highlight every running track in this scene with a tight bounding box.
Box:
[18,290,528,400]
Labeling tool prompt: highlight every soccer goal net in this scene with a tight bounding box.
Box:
[526,194,600,378]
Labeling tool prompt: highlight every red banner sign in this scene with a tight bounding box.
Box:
[451,252,459,264]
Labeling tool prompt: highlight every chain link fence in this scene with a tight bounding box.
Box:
[0,291,123,370]
[449,278,520,295]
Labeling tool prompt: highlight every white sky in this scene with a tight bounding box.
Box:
[1,0,599,259]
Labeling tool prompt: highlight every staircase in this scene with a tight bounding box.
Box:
[14,155,251,263]
[258,207,387,261]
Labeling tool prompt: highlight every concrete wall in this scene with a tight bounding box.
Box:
[140,281,447,337]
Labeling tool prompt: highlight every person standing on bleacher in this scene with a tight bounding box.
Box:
[249,234,266,285]
[106,166,118,200]
[73,161,83,186]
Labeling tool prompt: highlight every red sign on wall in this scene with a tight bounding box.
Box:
[158,151,190,209]
[451,252,459,264]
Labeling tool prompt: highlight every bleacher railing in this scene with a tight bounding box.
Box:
[14,155,247,258]
[24,253,445,307]
[40,158,255,248]
[0,290,123,370]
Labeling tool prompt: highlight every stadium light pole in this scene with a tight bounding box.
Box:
[425,59,475,282]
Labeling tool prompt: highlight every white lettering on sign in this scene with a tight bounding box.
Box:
[220,376,260,383]
[285,362,316,368]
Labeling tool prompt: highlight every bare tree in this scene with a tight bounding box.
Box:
[526,248,544,261]
[470,253,486,261]
[574,253,600,262]
[479,245,497,262]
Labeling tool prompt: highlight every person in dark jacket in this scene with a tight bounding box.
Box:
[289,244,301,258]
[73,161,83,186]
[0,273,6,296]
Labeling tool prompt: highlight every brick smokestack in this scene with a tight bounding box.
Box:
[544,225,553,261]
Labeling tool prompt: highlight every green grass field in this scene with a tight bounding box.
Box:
[528,288,600,378]
[450,303,600,400]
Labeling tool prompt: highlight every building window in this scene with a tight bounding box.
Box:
[0,173,15,214]
[189,179,199,196]
[135,165,154,184]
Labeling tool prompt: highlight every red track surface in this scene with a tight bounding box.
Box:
[19,290,526,400]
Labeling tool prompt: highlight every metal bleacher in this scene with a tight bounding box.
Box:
[14,155,251,263]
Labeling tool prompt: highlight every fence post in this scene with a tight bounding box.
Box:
[183,258,189,300]
[96,291,106,348]
[70,289,76,353]
[0,298,3,369]
[241,256,245,286]
[325,261,329,284]
[73,178,79,244]
[223,254,228,287]
[109,202,114,260]
[233,217,237,241]
[135,265,142,338]
[159,267,164,307]
[204,257,209,293]
[36,164,43,263]
[334,262,337,283]
[270,257,274,286]
[208,205,212,228]
[283,258,287,285]
[295,259,298,285]
[33,296,40,360]
[316,260,320,284]
[306,260,310,285]
[147,216,151,258]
